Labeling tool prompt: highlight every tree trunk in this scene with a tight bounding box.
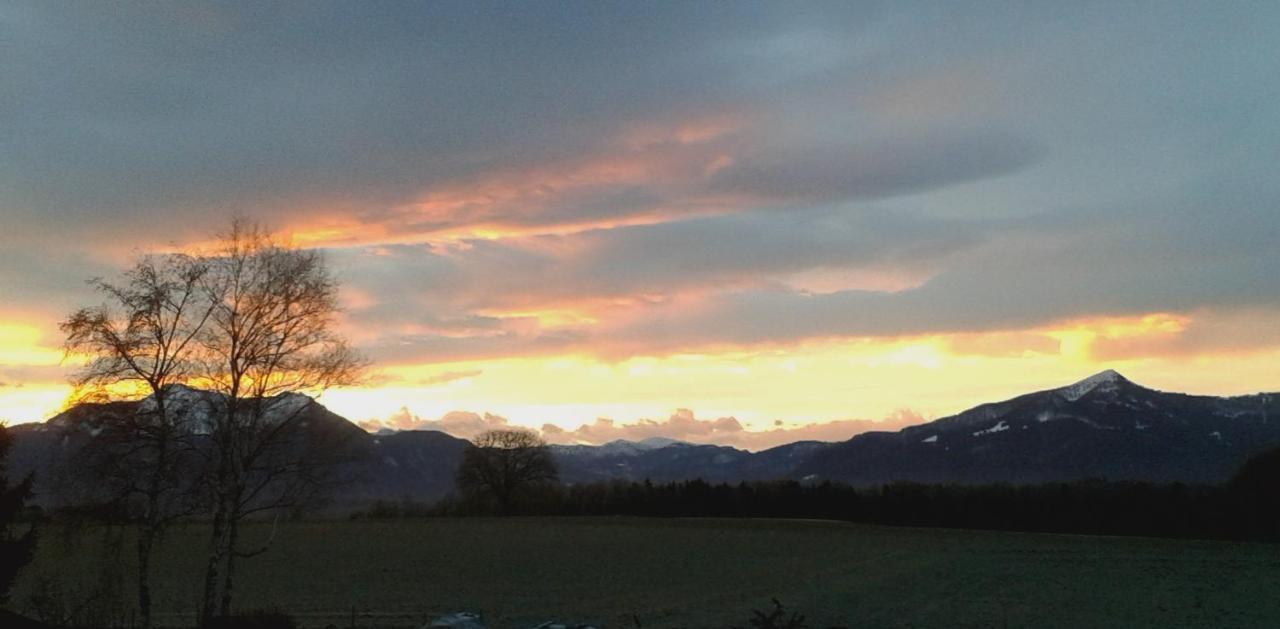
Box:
[137,526,154,629]
[200,493,230,626]
[137,395,169,629]
[202,397,236,627]
[219,515,240,618]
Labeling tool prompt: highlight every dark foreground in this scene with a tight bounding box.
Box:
[12,518,1280,628]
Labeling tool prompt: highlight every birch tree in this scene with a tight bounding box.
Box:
[194,219,364,624]
[61,253,213,629]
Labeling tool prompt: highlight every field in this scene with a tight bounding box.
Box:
[13,517,1280,628]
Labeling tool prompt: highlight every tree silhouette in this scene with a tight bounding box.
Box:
[61,253,212,628]
[194,219,365,625]
[456,429,558,514]
[0,422,35,604]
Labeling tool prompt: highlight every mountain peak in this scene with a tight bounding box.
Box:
[1058,369,1130,401]
[1085,368,1126,383]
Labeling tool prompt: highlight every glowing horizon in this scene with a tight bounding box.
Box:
[6,307,1280,451]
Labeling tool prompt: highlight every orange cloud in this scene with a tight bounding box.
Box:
[1044,313,1191,360]
[234,110,760,250]
[1084,309,1280,361]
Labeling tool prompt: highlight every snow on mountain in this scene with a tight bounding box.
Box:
[1057,369,1127,401]
[636,437,688,449]
[137,384,218,433]
[552,437,693,459]
[972,420,1010,437]
[126,384,317,435]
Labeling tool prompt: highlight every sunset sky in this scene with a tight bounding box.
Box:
[3,3,1279,449]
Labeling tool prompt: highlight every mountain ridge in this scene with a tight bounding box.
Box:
[8,371,1280,509]
[796,370,1280,485]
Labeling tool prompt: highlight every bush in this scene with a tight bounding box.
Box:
[743,599,806,629]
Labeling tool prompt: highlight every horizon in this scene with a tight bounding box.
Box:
[31,367,1273,452]
[5,3,1280,448]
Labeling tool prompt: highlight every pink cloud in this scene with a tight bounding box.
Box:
[358,408,512,438]
[362,406,927,451]
[540,407,927,451]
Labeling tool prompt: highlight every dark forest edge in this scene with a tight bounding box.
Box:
[15,442,1280,543]
[22,444,1280,543]
[345,445,1280,543]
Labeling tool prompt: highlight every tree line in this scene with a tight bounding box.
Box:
[385,428,1280,543]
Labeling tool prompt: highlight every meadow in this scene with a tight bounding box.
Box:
[12,517,1280,628]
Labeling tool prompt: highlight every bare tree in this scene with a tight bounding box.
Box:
[456,429,559,514]
[194,219,364,625]
[61,253,213,629]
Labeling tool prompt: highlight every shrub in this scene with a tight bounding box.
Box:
[744,599,807,629]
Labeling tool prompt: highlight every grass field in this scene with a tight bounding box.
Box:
[12,517,1280,628]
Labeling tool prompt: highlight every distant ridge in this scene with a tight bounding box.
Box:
[795,370,1280,485]
[7,371,1280,509]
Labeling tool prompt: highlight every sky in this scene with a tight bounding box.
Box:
[2,2,1280,449]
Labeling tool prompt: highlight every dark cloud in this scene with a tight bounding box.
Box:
[0,248,110,318]
[333,203,985,311]
[334,171,1280,362]
[1,2,879,237]
[708,126,1043,204]
[331,205,991,362]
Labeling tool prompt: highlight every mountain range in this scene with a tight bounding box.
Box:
[8,370,1279,509]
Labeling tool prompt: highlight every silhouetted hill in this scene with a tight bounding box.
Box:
[555,441,765,484]
[796,370,1280,485]
[345,429,470,502]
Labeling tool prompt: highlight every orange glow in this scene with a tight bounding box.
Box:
[6,304,1280,432]
[0,384,72,424]
[280,207,736,250]
[1044,313,1191,360]
[326,310,1280,436]
[0,322,64,366]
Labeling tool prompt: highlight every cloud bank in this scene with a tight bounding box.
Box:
[359,407,926,452]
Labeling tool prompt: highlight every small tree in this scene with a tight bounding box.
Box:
[0,422,36,604]
[61,253,212,629]
[456,429,558,514]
